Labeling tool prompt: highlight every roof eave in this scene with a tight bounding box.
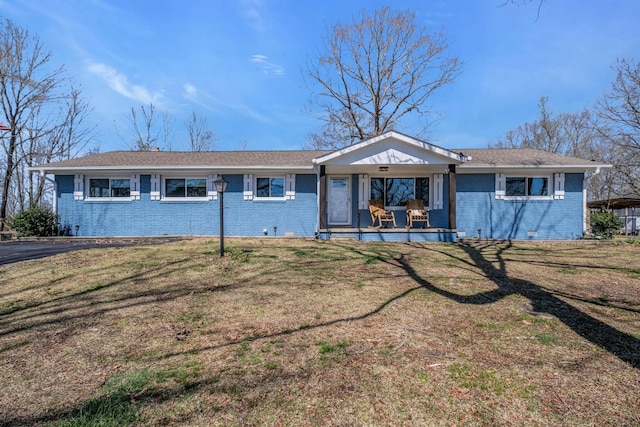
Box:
[30,165,317,173]
[458,163,612,172]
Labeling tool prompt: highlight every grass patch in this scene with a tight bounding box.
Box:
[318,340,350,354]
[558,267,579,275]
[0,239,638,426]
[533,332,559,345]
[447,362,505,395]
[57,370,148,426]
[58,362,202,427]
[477,321,500,331]
[620,267,640,279]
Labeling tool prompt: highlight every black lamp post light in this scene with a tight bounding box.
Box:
[212,175,228,257]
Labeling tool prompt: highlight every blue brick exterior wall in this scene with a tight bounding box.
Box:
[56,171,585,240]
[456,173,585,240]
[56,174,318,237]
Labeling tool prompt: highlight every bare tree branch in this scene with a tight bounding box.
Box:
[117,103,175,151]
[185,111,218,152]
[0,19,68,229]
[304,7,462,149]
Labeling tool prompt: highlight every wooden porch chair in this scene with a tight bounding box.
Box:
[368,199,397,228]
[406,199,430,229]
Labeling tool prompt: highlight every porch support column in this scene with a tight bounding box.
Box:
[448,164,457,230]
[319,165,326,229]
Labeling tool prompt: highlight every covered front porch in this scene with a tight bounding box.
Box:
[313,132,467,242]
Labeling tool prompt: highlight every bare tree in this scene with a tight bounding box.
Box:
[185,111,218,151]
[235,138,249,150]
[596,58,640,196]
[499,0,546,19]
[597,59,640,151]
[304,7,462,149]
[22,88,95,208]
[491,96,630,200]
[492,97,605,155]
[118,103,175,151]
[0,19,67,230]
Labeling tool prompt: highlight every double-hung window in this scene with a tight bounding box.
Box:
[164,178,207,198]
[370,177,430,207]
[89,178,131,198]
[256,177,284,198]
[505,177,549,197]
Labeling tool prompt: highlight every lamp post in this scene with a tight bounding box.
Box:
[213,175,228,257]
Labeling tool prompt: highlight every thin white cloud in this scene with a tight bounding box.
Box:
[239,0,266,33]
[250,54,284,75]
[183,83,198,100]
[87,62,161,105]
[181,82,270,123]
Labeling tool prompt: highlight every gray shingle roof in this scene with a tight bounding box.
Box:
[458,148,602,168]
[33,147,605,173]
[34,150,331,171]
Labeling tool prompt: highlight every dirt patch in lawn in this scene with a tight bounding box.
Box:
[0,238,638,426]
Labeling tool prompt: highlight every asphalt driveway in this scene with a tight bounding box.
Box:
[0,238,181,266]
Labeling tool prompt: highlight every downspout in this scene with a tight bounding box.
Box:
[313,164,320,238]
[41,170,57,215]
[583,167,601,235]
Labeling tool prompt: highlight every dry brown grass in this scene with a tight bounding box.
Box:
[0,238,639,426]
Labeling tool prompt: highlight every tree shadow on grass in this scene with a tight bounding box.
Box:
[133,240,640,370]
[4,239,638,426]
[408,241,640,369]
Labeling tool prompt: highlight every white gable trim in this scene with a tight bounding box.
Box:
[313,131,468,165]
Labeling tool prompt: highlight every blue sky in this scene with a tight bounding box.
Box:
[1,0,639,152]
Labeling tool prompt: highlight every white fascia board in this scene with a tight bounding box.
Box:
[30,165,315,174]
[458,163,612,174]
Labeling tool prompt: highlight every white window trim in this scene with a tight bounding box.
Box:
[254,175,287,201]
[74,174,84,200]
[84,176,135,201]
[130,174,140,200]
[432,174,443,210]
[207,174,219,201]
[498,174,554,200]
[285,174,296,200]
[161,176,210,201]
[554,172,565,200]
[358,174,370,209]
[243,174,254,200]
[495,173,506,200]
[150,174,161,200]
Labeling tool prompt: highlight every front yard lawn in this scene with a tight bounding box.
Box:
[1,238,638,426]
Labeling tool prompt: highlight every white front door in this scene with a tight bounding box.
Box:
[328,177,351,225]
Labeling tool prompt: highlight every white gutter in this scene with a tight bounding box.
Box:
[583,167,602,235]
[29,165,317,173]
[41,171,57,216]
[458,164,610,172]
[313,164,321,234]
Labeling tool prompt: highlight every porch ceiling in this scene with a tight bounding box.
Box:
[322,163,451,175]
